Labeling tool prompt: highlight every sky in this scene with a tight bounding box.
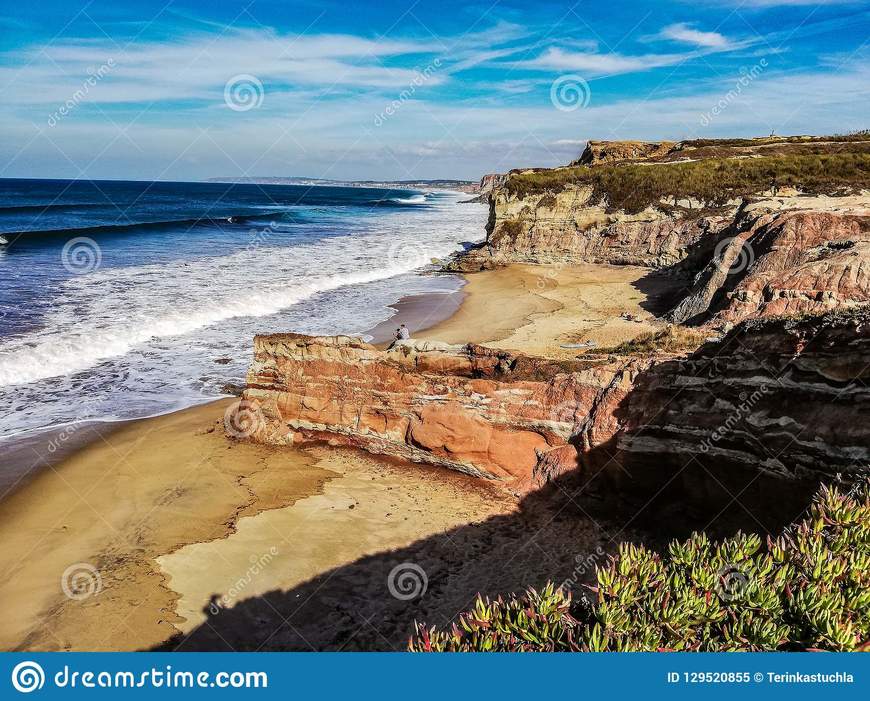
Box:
[0,0,868,182]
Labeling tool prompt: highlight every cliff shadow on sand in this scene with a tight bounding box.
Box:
[152,446,822,652]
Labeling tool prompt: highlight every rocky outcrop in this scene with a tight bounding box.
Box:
[479,173,508,194]
[471,185,733,270]
[448,137,870,325]
[571,140,676,166]
[669,197,870,326]
[594,309,870,513]
[449,181,870,325]
[239,310,870,500]
[240,334,638,493]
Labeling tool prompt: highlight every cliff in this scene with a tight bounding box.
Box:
[597,309,870,510]
[238,135,870,513]
[240,334,638,492]
[570,139,676,166]
[669,198,870,326]
[448,183,732,270]
[238,310,869,506]
[447,137,870,325]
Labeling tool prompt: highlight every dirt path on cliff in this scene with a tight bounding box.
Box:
[422,263,681,358]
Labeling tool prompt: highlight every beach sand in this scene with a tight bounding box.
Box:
[370,263,678,357]
[422,263,678,357]
[0,262,671,651]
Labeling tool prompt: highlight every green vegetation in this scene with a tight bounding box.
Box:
[505,150,870,212]
[682,133,869,149]
[411,478,870,652]
[600,326,708,355]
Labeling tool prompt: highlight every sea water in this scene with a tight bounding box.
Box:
[0,179,485,442]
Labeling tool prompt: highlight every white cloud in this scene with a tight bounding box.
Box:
[4,59,867,182]
[0,28,447,107]
[516,46,689,77]
[658,23,731,48]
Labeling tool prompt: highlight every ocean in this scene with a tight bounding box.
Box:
[0,178,486,444]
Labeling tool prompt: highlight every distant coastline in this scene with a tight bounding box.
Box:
[203,175,481,193]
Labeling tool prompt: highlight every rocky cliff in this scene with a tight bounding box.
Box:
[448,183,733,271]
[240,334,638,492]
[238,310,869,506]
[669,197,870,326]
[449,137,870,326]
[479,172,508,194]
[239,135,870,513]
[570,139,676,166]
[596,309,870,512]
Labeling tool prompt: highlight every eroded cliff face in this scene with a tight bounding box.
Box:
[449,138,870,326]
[241,334,640,493]
[594,309,870,518]
[571,140,676,166]
[455,184,734,270]
[239,311,869,502]
[669,198,870,326]
[240,137,870,511]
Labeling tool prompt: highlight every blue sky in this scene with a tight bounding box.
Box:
[1,0,868,181]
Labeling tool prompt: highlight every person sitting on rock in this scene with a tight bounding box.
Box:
[387,325,411,350]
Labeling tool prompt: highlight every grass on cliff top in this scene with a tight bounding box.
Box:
[600,326,708,355]
[505,149,870,212]
[681,133,869,148]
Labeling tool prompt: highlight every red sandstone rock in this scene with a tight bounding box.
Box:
[241,335,629,492]
[670,205,870,326]
[240,310,870,497]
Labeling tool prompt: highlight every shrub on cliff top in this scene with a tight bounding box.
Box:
[505,149,870,212]
[601,326,708,356]
[410,478,870,652]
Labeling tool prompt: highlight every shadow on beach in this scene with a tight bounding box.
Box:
[153,439,817,652]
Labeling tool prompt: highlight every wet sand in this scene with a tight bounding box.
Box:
[0,400,332,651]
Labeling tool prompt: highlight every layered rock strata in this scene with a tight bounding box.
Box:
[595,310,870,514]
[240,311,869,501]
[669,198,870,326]
[241,335,638,492]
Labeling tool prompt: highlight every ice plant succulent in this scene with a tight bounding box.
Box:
[411,478,870,652]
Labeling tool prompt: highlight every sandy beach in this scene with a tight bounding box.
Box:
[423,263,676,357]
[373,262,677,357]
[0,262,668,651]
